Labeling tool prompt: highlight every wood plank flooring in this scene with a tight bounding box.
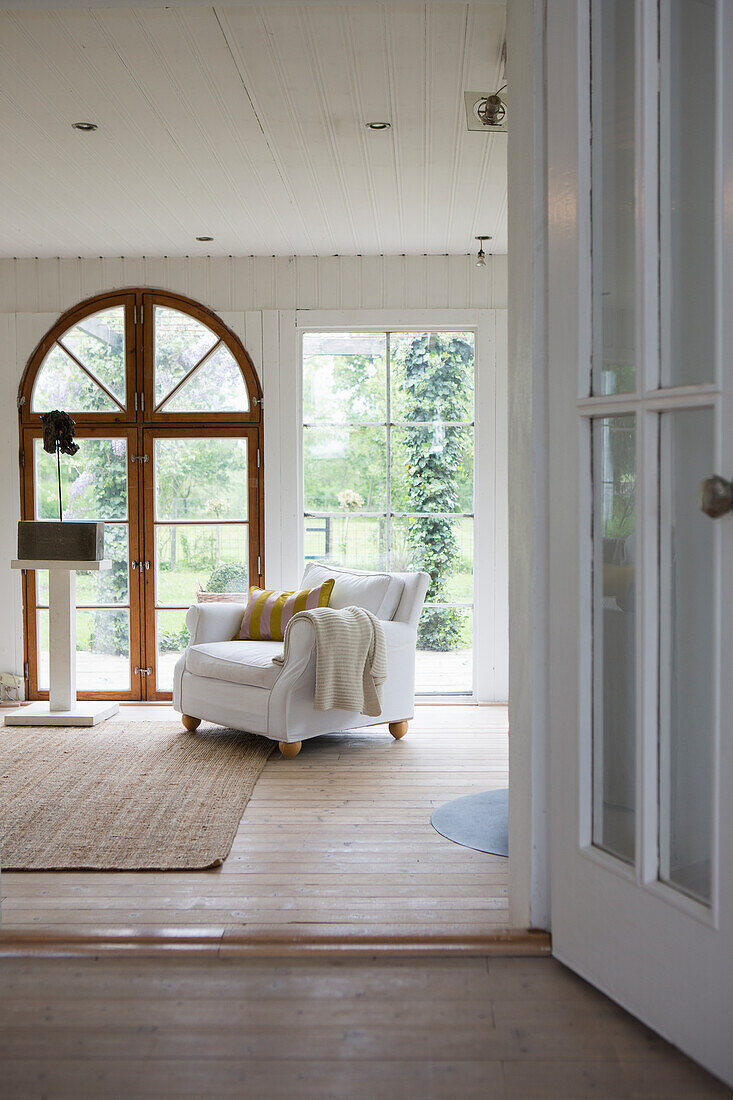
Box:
[0,954,727,1098]
[0,705,510,937]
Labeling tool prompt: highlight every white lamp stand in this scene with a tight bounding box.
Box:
[5,560,120,727]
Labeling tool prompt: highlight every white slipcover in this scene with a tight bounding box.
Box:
[172,564,429,745]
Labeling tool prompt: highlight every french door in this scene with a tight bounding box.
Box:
[19,289,263,701]
[547,0,733,1085]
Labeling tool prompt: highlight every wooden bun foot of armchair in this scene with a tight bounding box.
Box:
[389,720,409,740]
[181,714,201,733]
[279,740,302,758]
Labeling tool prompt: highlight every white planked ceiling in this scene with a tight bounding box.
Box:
[0,3,507,258]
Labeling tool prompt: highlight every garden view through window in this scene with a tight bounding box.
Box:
[303,331,475,694]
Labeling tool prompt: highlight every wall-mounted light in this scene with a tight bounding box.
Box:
[365,121,391,131]
[71,122,98,132]
[475,236,492,267]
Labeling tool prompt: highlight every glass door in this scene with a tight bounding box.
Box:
[19,287,264,702]
[23,426,141,700]
[546,0,733,1084]
[142,428,262,698]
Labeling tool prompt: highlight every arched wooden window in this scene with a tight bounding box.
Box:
[18,289,263,701]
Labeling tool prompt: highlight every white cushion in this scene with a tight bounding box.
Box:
[300,562,403,620]
[186,640,283,689]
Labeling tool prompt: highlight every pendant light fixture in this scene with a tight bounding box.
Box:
[475,236,492,267]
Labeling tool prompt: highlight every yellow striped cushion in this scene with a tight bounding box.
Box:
[236,580,335,642]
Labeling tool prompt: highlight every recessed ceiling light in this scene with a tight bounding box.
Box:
[365,121,391,131]
[71,122,98,132]
[196,236,214,242]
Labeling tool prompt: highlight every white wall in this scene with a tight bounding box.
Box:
[0,254,508,696]
[0,255,506,314]
[506,0,549,928]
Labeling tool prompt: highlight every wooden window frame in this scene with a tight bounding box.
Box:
[18,288,264,701]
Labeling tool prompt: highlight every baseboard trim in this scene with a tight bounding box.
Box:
[0,927,551,959]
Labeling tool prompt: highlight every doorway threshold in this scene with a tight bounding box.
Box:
[0,927,551,960]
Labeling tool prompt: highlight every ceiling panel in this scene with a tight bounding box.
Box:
[0,2,507,258]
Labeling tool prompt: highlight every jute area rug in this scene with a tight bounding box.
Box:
[0,721,273,871]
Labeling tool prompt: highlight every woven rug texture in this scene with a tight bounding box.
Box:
[0,721,273,871]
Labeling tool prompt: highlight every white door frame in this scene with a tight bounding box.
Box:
[506,0,550,930]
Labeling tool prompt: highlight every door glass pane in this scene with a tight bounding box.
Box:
[154,438,248,521]
[591,0,636,395]
[592,415,636,863]
[390,332,475,421]
[303,515,387,571]
[159,345,248,413]
[33,437,132,694]
[36,608,131,692]
[303,333,386,422]
[155,525,249,606]
[659,0,716,387]
[391,427,473,513]
[34,437,127,521]
[304,427,387,512]
[415,607,473,694]
[58,306,126,405]
[76,610,131,691]
[37,525,129,606]
[659,408,714,904]
[31,344,119,413]
[154,306,218,406]
[392,517,473,603]
[156,609,190,693]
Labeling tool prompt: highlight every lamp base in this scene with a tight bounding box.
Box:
[3,701,120,727]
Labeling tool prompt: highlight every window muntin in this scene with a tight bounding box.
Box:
[303,330,475,695]
[32,305,127,413]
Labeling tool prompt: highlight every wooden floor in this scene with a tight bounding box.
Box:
[0,704,510,936]
[0,954,727,1098]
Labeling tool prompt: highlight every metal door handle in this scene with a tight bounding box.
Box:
[134,666,153,676]
[700,475,733,518]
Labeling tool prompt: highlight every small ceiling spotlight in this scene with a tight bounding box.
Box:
[475,236,492,267]
[195,236,214,242]
[71,122,98,132]
[477,91,506,128]
[464,87,508,132]
[365,121,391,130]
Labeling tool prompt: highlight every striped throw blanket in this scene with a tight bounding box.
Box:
[273,606,387,716]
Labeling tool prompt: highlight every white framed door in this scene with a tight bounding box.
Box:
[547,0,733,1084]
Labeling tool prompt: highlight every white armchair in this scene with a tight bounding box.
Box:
[172,563,429,757]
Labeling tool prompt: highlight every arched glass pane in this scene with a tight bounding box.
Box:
[160,344,249,413]
[154,306,218,406]
[31,344,118,413]
[57,307,126,405]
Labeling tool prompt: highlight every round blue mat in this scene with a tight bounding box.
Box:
[430,788,508,856]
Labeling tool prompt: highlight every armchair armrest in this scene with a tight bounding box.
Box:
[185,602,246,646]
[380,620,418,650]
[276,616,416,674]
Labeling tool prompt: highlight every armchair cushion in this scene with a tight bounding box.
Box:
[300,562,403,620]
[186,639,283,689]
